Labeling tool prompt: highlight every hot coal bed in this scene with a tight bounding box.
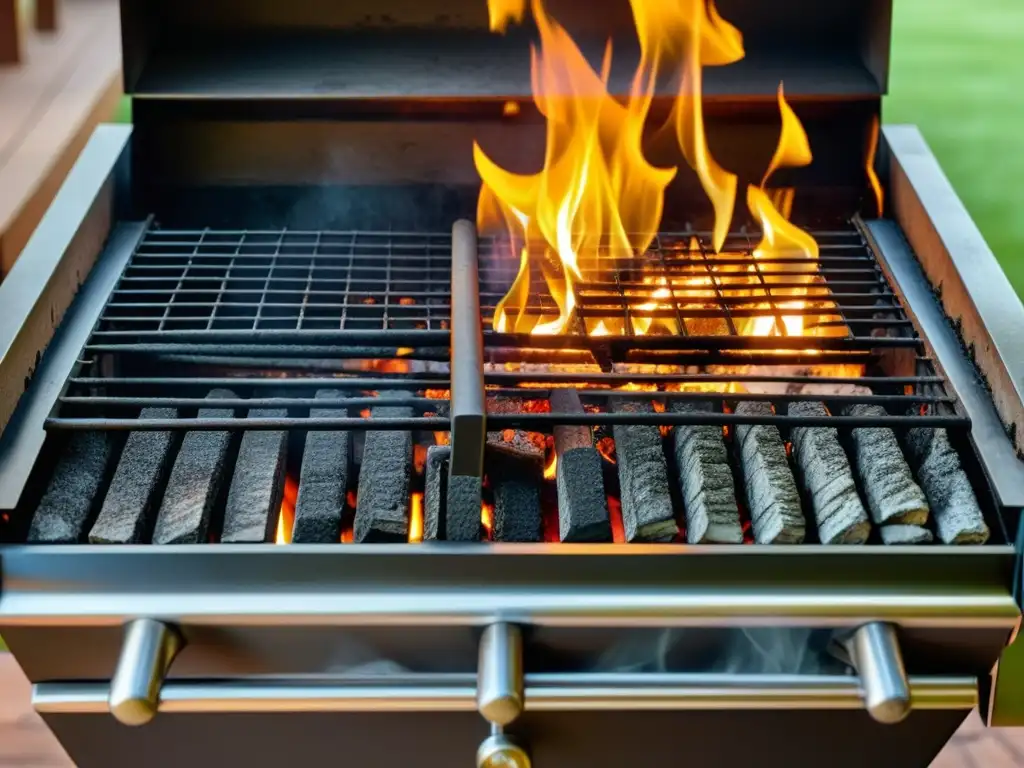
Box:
[2,1,1024,767]
[24,223,998,551]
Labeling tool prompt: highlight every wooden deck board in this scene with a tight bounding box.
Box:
[0,0,121,277]
[0,653,1019,767]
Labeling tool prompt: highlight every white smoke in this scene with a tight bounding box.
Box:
[593,627,848,675]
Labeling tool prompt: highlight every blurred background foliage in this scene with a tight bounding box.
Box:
[886,0,1024,294]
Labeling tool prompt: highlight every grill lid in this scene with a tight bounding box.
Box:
[120,0,893,103]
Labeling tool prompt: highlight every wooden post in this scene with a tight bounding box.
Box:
[36,0,59,32]
[0,0,23,64]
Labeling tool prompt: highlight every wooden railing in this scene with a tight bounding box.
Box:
[2,1,60,63]
[0,0,122,277]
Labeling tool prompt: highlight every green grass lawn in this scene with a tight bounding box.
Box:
[885,0,1024,294]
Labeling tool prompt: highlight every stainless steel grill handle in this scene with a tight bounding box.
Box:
[37,621,975,739]
[108,619,183,726]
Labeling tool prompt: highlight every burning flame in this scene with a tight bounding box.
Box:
[409,492,424,543]
[477,0,679,336]
[543,451,557,480]
[630,0,744,253]
[480,1,837,355]
[866,114,884,218]
[489,0,526,33]
[482,501,495,538]
[741,84,820,340]
[275,475,299,545]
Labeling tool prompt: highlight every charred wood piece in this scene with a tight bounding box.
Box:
[221,409,288,543]
[788,401,871,545]
[152,390,235,544]
[733,401,805,544]
[486,396,545,462]
[879,524,934,545]
[28,432,114,543]
[424,444,450,541]
[670,401,743,544]
[611,398,678,542]
[354,397,413,542]
[550,389,611,542]
[489,453,543,543]
[292,390,349,544]
[844,404,929,526]
[89,408,178,544]
[903,427,989,544]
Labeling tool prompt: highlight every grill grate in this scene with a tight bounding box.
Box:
[479,228,915,359]
[44,221,967,434]
[100,228,454,336]
[24,220,1002,548]
[51,228,459,433]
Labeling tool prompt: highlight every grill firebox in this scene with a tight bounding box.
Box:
[2,0,1024,767]
[24,221,1000,551]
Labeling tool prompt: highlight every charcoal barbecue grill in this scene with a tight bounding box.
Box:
[2,0,1024,766]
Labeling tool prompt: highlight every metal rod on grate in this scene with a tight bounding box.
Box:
[447,220,486,538]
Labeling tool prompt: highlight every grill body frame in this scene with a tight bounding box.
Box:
[1,114,1024,767]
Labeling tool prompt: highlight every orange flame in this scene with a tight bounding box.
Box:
[482,501,495,538]
[408,492,424,543]
[631,0,744,252]
[866,114,884,218]
[488,0,526,33]
[477,0,679,336]
[742,84,820,340]
[275,475,299,545]
[543,451,557,480]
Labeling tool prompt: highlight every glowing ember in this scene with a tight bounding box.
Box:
[414,444,428,474]
[408,492,425,543]
[596,436,617,464]
[275,475,299,545]
[482,501,495,538]
[543,451,557,480]
[607,496,626,543]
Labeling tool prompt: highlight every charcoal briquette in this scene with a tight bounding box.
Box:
[152,389,235,545]
[551,388,611,542]
[612,398,678,542]
[903,427,989,544]
[28,431,114,543]
[490,453,543,543]
[670,401,743,544]
[446,473,482,542]
[292,390,349,544]
[89,408,178,544]
[734,401,805,544]
[221,408,288,543]
[788,401,870,545]
[354,401,412,543]
[423,444,450,541]
[879,524,934,545]
[844,404,929,526]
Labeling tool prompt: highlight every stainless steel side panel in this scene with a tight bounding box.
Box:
[0,125,132,440]
[885,124,1024,459]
